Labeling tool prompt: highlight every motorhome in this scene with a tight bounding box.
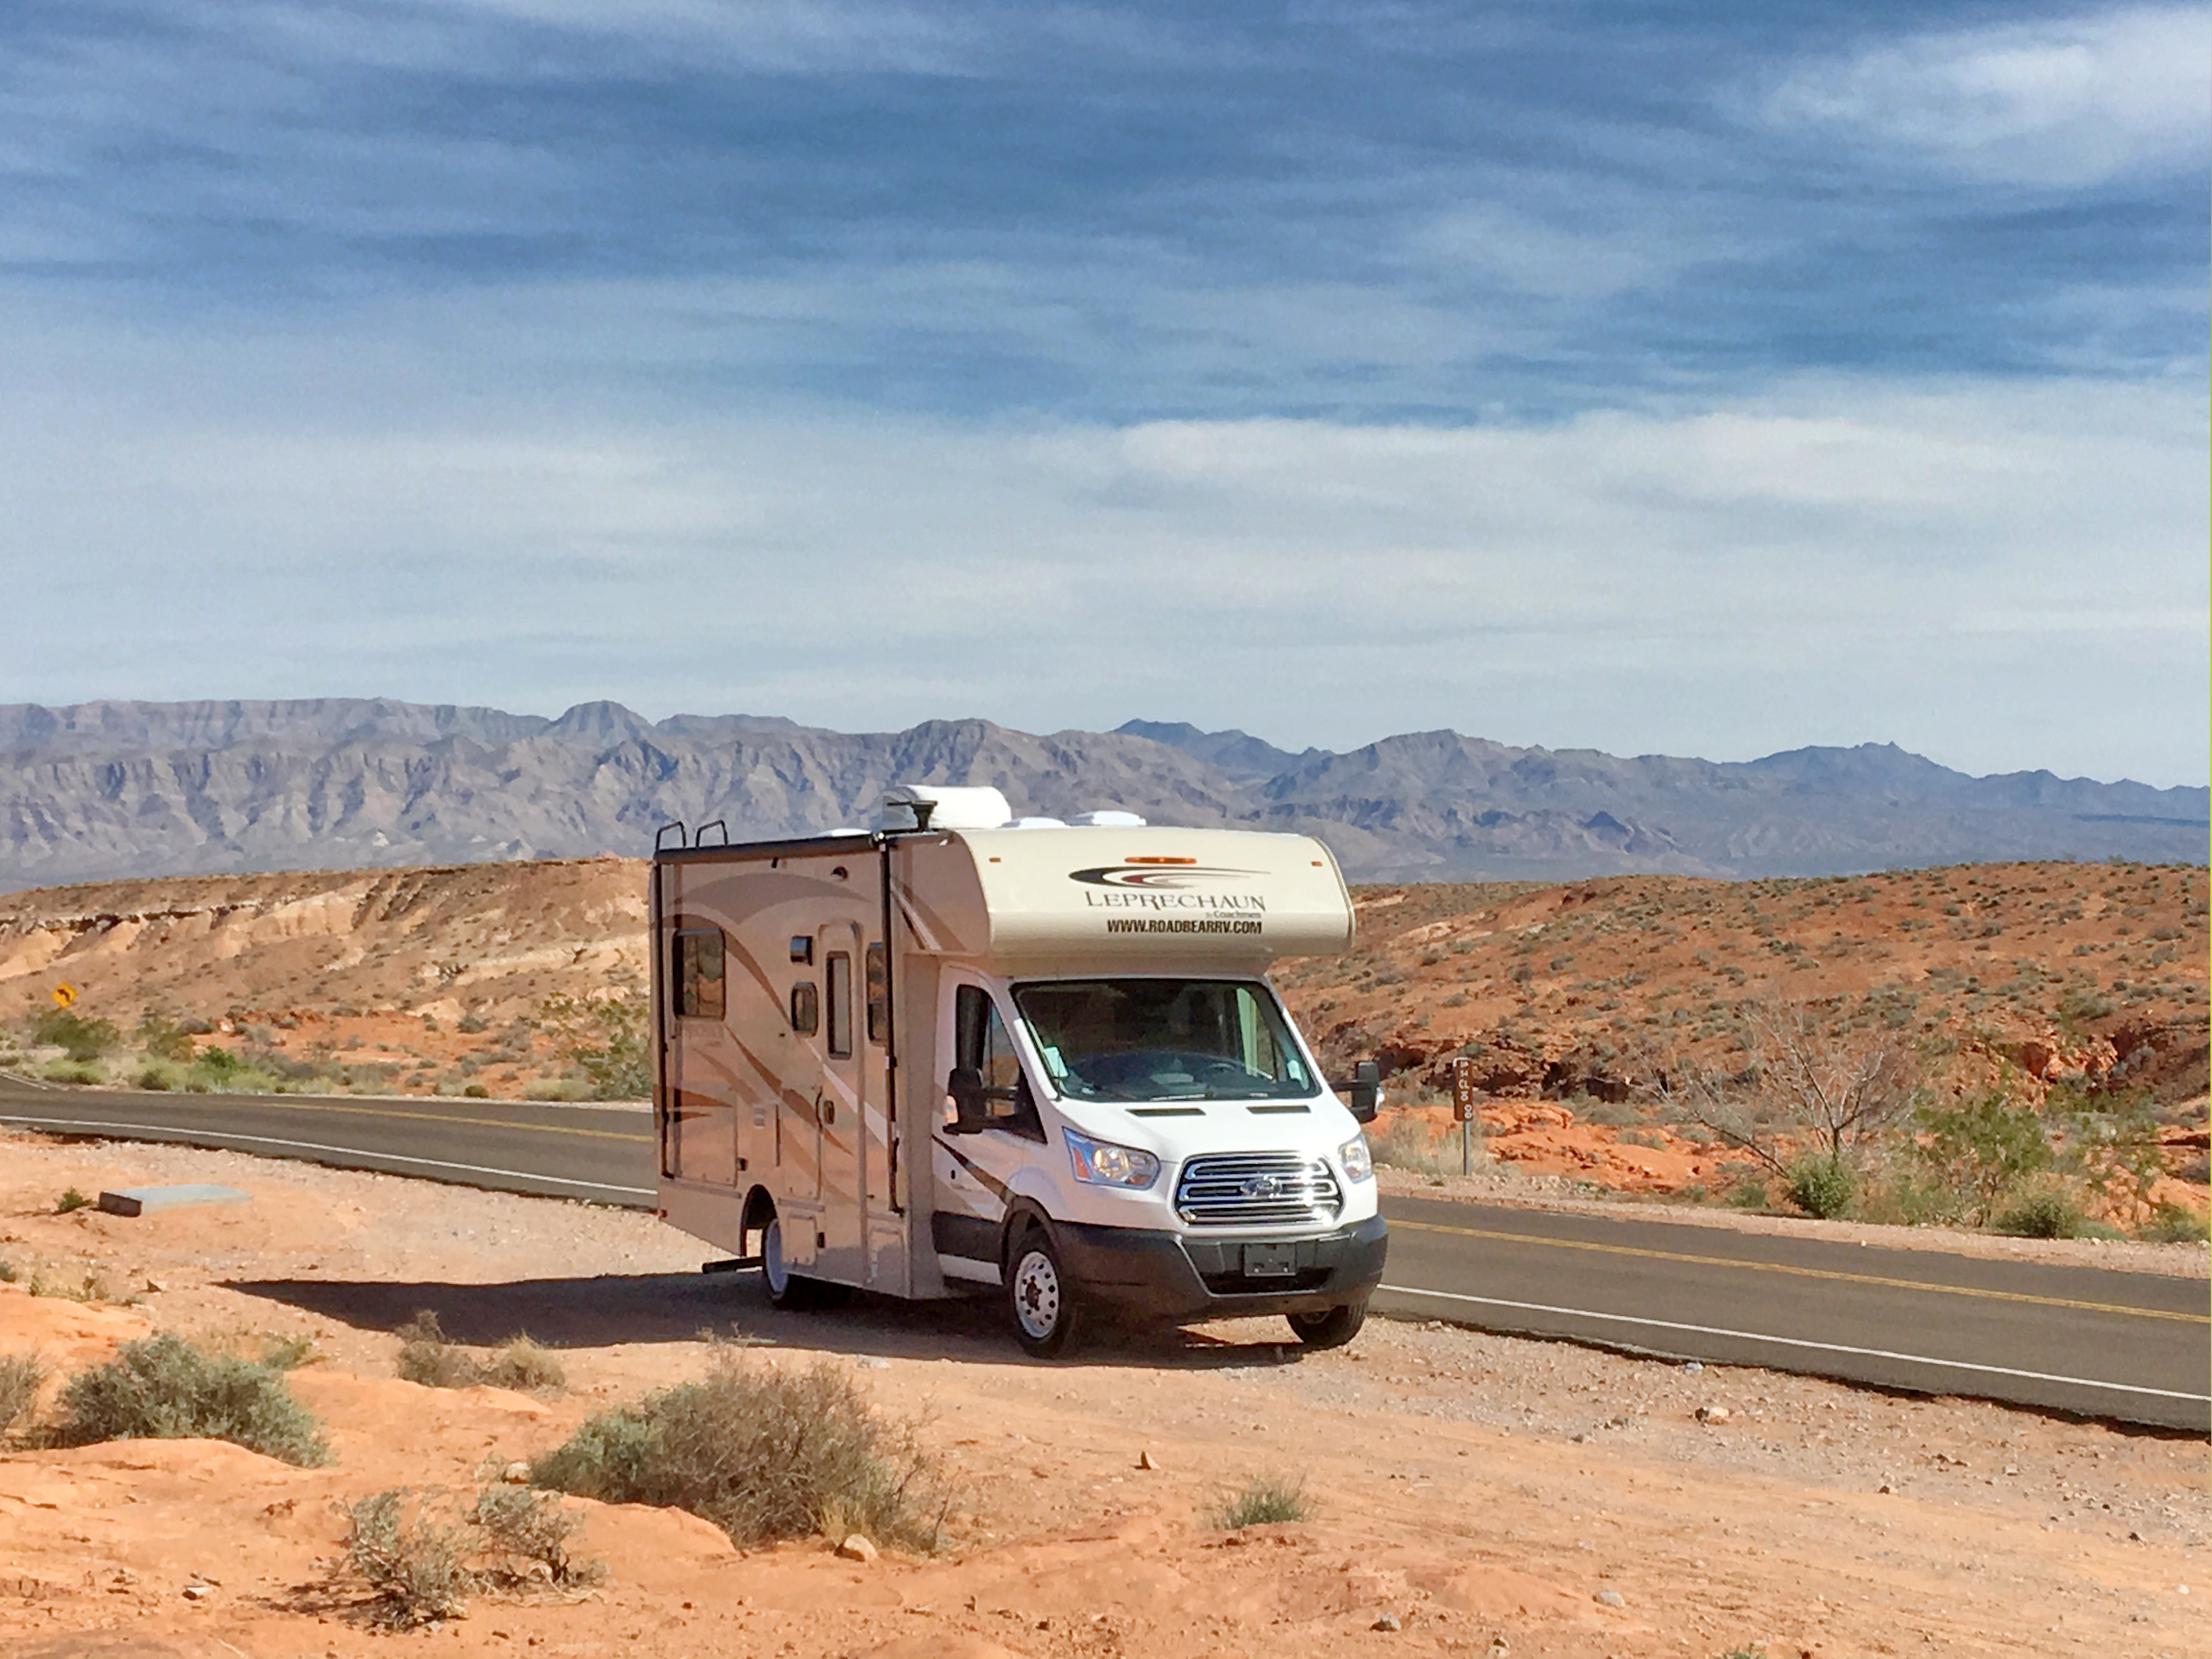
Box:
[648,784,1386,1356]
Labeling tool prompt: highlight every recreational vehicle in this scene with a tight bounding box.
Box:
[648,785,1386,1356]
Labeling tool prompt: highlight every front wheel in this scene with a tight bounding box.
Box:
[1006,1228,1080,1358]
[1287,1298,1368,1349]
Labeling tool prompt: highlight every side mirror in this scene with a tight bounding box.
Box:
[946,1066,986,1131]
[1348,1059,1381,1124]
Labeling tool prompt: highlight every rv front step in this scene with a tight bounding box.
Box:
[700,1256,763,1274]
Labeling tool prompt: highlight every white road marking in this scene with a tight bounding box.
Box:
[0,1114,655,1199]
[1379,1282,2211,1402]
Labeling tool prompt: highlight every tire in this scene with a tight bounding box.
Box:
[761,1214,847,1312]
[1287,1298,1367,1349]
[1006,1227,1080,1358]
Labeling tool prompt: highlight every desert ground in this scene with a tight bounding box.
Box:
[0,1127,2206,1659]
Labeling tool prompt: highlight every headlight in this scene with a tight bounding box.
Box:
[1064,1127,1161,1189]
[1338,1133,1374,1183]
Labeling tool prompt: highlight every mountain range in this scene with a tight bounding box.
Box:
[0,697,2203,892]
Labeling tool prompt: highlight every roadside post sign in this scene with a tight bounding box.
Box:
[1452,1056,1480,1176]
[50,983,77,1009]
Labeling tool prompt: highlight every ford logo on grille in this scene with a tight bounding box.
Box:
[1240,1174,1290,1199]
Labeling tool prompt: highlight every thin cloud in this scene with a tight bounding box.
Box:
[1759,5,2212,185]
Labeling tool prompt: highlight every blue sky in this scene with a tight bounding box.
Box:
[2,1,2205,783]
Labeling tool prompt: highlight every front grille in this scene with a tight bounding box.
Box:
[1175,1152,1341,1228]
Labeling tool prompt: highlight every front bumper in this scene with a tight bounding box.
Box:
[1053,1213,1388,1321]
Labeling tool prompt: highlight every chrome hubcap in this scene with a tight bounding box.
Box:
[763,1218,791,1297]
[1012,1248,1061,1340]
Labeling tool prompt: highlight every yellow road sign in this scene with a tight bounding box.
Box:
[50,983,77,1009]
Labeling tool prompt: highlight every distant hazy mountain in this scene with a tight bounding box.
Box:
[0,697,2202,891]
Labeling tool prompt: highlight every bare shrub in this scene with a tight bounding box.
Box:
[53,1333,329,1466]
[345,1489,474,1627]
[529,1348,945,1551]
[1370,1113,1463,1178]
[1643,999,1918,1181]
[0,1353,46,1434]
[1212,1472,1310,1528]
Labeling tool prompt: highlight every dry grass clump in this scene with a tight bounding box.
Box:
[529,1347,945,1551]
[1212,1472,1311,1528]
[1370,1111,1465,1179]
[395,1311,566,1393]
[0,1354,46,1435]
[50,1332,330,1466]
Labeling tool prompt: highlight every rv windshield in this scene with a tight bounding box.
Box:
[1012,979,1316,1103]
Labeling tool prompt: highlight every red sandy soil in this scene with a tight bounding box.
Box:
[1,1131,2207,1659]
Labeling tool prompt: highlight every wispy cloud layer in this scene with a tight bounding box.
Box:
[1760,5,2211,185]
[0,1,2203,783]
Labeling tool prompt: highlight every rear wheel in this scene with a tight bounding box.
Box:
[1006,1228,1080,1358]
[1287,1298,1367,1349]
[761,1214,845,1312]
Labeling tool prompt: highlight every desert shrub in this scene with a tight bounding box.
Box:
[458,1013,490,1034]
[1211,1472,1310,1528]
[395,1313,564,1394]
[1991,1186,2087,1240]
[480,1336,567,1393]
[346,1489,474,1627]
[1784,1154,1857,1220]
[1724,1175,1770,1210]
[530,1349,943,1551]
[534,993,650,1101]
[0,1353,46,1433]
[43,1060,103,1086]
[258,1332,318,1370]
[52,1333,330,1465]
[27,1267,113,1303]
[1573,1097,1639,1127]
[133,1063,174,1091]
[462,1082,492,1099]
[1371,1113,1464,1178]
[470,1485,602,1586]
[133,1014,199,1063]
[2138,1203,2210,1244]
[33,1009,119,1062]
[1911,1086,2053,1226]
[55,1189,90,1214]
[192,1046,249,1085]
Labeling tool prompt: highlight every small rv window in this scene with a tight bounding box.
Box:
[790,981,819,1035]
[673,929,726,1019]
[865,943,889,1045]
[825,952,853,1058]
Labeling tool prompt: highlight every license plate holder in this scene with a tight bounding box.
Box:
[1242,1243,1298,1278]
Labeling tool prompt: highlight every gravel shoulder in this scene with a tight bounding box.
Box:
[0,1128,2204,1659]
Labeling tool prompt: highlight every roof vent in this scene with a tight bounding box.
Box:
[1069,809,1147,827]
[879,783,1013,832]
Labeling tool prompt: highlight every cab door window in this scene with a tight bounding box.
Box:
[951,985,1045,1142]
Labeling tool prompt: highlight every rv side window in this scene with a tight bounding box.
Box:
[826,952,853,1059]
[790,982,819,1035]
[865,943,889,1045]
[953,985,1045,1141]
[673,929,726,1019]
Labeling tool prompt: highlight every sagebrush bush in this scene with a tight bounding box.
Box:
[2138,1203,2210,1244]
[1784,1154,1856,1221]
[0,1353,46,1433]
[1212,1472,1310,1528]
[53,1333,329,1465]
[1991,1187,2087,1240]
[470,1485,601,1585]
[530,1349,943,1550]
[479,1336,566,1393]
[346,1489,474,1627]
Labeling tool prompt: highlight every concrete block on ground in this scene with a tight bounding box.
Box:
[96,1184,251,1217]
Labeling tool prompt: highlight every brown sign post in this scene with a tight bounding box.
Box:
[1451,1056,1480,1175]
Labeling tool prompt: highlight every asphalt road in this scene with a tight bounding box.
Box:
[4,1076,2206,1430]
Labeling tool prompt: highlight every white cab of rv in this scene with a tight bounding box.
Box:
[648,783,1386,1356]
